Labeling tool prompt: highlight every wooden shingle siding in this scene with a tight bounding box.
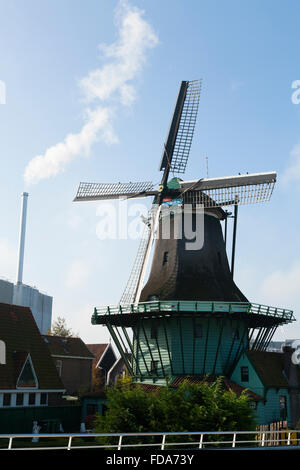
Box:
[171,317,247,375]
[256,389,291,426]
[134,316,247,379]
[134,319,172,377]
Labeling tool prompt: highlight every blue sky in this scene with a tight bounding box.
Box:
[1,0,300,344]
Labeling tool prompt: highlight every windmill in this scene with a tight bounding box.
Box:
[74,79,276,306]
[74,80,295,385]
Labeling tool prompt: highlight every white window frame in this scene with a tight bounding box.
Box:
[16,354,38,390]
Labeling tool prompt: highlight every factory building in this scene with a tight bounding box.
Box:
[0,193,52,334]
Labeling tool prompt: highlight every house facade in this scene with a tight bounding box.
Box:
[231,347,300,427]
[42,335,95,395]
[107,354,131,385]
[0,302,65,409]
[86,343,116,388]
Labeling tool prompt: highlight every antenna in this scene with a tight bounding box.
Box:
[16,192,29,285]
[206,156,209,178]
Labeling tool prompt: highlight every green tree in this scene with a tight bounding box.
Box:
[48,316,77,337]
[94,377,256,448]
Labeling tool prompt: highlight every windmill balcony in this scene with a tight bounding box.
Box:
[92,300,295,327]
[91,300,295,382]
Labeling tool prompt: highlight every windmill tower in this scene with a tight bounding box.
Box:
[74,80,294,385]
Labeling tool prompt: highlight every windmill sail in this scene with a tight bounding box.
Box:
[180,171,277,207]
[119,222,151,305]
[74,181,156,202]
[159,80,201,175]
[119,205,161,305]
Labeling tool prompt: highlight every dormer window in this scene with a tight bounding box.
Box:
[17,354,38,389]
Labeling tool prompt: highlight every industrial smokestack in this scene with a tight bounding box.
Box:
[16,192,29,285]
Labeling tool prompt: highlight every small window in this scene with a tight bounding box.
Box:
[249,401,257,410]
[150,323,158,339]
[56,360,62,377]
[280,396,287,419]
[16,393,24,406]
[29,393,36,406]
[150,360,159,374]
[17,356,37,388]
[194,324,203,338]
[40,393,48,405]
[86,404,98,415]
[162,251,169,265]
[232,328,240,340]
[3,393,11,407]
[241,366,249,382]
[0,340,6,364]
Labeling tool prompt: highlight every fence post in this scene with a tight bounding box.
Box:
[118,435,123,450]
[262,432,265,447]
[8,437,13,450]
[232,433,236,448]
[287,432,291,446]
[161,434,166,450]
[67,436,72,450]
[199,434,203,449]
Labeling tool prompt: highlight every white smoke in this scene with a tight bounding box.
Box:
[24,1,158,185]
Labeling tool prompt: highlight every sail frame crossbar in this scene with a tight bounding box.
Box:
[183,181,275,207]
[181,172,277,207]
[168,80,202,174]
[74,181,155,202]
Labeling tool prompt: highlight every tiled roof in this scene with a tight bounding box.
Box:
[81,390,107,399]
[86,344,108,365]
[13,350,28,381]
[42,335,95,359]
[223,378,263,401]
[0,303,64,390]
[170,376,263,400]
[247,350,289,388]
[133,376,263,401]
[133,383,162,394]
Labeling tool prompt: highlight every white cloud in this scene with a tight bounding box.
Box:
[24,0,158,185]
[65,259,92,289]
[282,143,300,185]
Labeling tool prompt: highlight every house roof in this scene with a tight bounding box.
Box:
[170,375,263,400]
[246,350,289,388]
[81,390,107,399]
[86,343,110,366]
[107,353,131,383]
[133,376,262,401]
[0,303,64,390]
[42,335,95,359]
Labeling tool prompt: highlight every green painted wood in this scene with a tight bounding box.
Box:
[133,316,248,378]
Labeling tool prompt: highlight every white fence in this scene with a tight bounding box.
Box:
[0,430,299,450]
